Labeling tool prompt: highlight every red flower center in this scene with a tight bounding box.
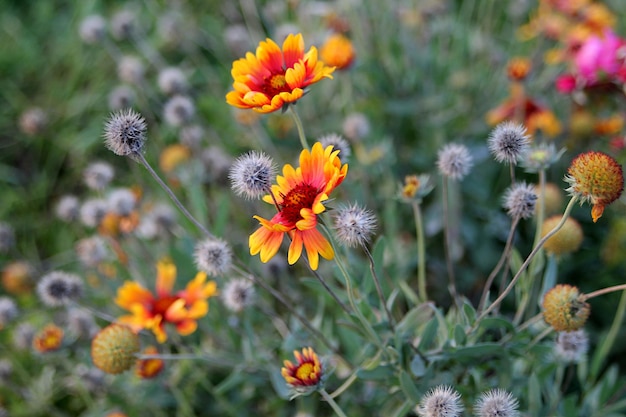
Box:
[152,295,178,316]
[280,183,319,223]
[263,72,291,97]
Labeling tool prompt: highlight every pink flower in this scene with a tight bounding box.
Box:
[555,74,577,93]
[575,30,625,83]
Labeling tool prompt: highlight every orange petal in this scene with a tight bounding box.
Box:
[288,232,304,266]
[175,319,198,336]
[283,33,305,68]
[156,260,177,297]
[591,203,605,223]
[115,281,153,310]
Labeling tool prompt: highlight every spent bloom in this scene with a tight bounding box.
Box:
[75,236,109,267]
[37,271,84,307]
[522,143,565,173]
[342,112,370,142]
[83,161,115,191]
[80,198,108,228]
[416,385,463,417]
[543,284,590,332]
[487,121,530,165]
[564,151,624,222]
[221,278,256,313]
[281,347,324,396]
[110,10,136,40]
[103,109,147,157]
[79,15,107,44]
[108,85,136,110]
[107,188,137,216]
[91,324,140,374]
[249,142,348,270]
[437,143,473,180]
[194,237,233,276]
[503,182,537,219]
[115,260,217,343]
[473,389,520,417]
[555,329,589,363]
[157,67,188,95]
[226,33,335,113]
[163,95,195,127]
[318,133,351,160]
[333,203,377,248]
[55,194,80,222]
[117,56,145,84]
[229,151,277,200]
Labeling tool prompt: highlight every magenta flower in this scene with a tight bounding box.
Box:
[574,30,625,84]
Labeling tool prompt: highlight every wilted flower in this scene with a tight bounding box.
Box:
[110,10,136,40]
[12,322,35,350]
[416,385,463,417]
[564,151,624,222]
[229,151,277,200]
[226,33,335,113]
[104,109,147,157]
[473,389,519,417]
[194,238,232,276]
[437,143,473,180]
[18,107,48,136]
[91,324,140,374]
[75,236,109,267]
[333,203,377,247]
[37,271,84,307]
[107,188,137,216]
[342,112,370,142]
[108,85,136,110]
[80,198,108,228]
[522,143,565,173]
[543,284,590,331]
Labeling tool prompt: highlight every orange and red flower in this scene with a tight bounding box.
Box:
[226,33,335,113]
[115,260,217,343]
[281,347,323,389]
[249,142,347,270]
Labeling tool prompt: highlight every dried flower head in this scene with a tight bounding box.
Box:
[108,85,136,111]
[555,329,589,363]
[474,389,520,417]
[117,56,144,84]
[541,215,583,256]
[222,278,255,313]
[522,143,565,173]
[83,161,115,191]
[158,67,188,95]
[103,109,147,157]
[79,15,106,44]
[91,324,140,374]
[163,95,195,127]
[12,322,35,350]
[33,323,64,352]
[0,297,18,329]
[503,182,537,219]
[179,125,204,149]
[333,203,377,247]
[564,151,624,222]
[107,188,137,216]
[80,198,108,228]
[416,385,464,417]
[281,347,324,396]
[224,24,252,57]
[2,261,35,295]
[318,133,351,160]
[488,121,530,165]
[401,174,433,201]
[135,346,164,379]
[66,308,97,339]
[229,151,277,200]
[194,238,232,276]
[543,284,590,331]
[19,107,48,136]
[72,364,106,393]
[37,271,84,307]
[55,194,80,222]
[110,10,136,40]
[0,222,15,254]
[437,143,473,180]
[75,236,109,267]
[342,112,370,142]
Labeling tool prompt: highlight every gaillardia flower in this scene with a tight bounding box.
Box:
[564,151,624,222]
[115,260,217,343]
[281,347,323,394]
[249,142,348,270]
[543,284,590,331]
[226,33,335,113]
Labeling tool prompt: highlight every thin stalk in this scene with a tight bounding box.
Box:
[412,200,428,302]
[589,288,626,381]
[441,177,459,303]
[478,216,520,312]
[309,267,353,316]
[137,353,237,368]
[363,245,395,329]
[584,284,626,300]
[136,152,214,238]
[509,164,516,184]
[289,105,309,149]
[319,388,349,417]
[475,196,578,324]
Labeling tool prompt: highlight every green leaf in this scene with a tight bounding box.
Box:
[418,317,439,351]
[410,354,426,377]
[453,324,466,346]
[446,343,502,359]
[538,254,558,308]
[357,365,395,380]
[462,301,476,325]
[268,367,291,400]
[477,317,515,333]
[399,371,421,403]
[509,247,524,277]
[395,304,434,339]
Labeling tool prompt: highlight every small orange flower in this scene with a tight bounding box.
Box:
[543,284,590,331]
[320,34,355,70]
[135,346,164,379]
[115,260,217,343]
[507,57,532,81]
[226,33,335,113]
[2,261,34,295]
[565,151,624,222]
[33,324,64,352]
[281,347,323,390]
[249,142,348,270]
[593,114,624,136]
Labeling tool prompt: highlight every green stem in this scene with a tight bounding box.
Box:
[441,177,459,304]
[589,288,626,380]
[319,388,349,417]
[289,105,309,149]
[475,196,578,324]
[412,200,428,302]
[363,245,395,329]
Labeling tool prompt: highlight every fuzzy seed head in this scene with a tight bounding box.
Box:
[342,112,370,142]
[117,56,145,84]
[318,133,351,160]
[555,329,589,363]
[108,85,136,111]
[474,389,520,417]
[107,188,137,216]
[179,125,204,148]
[541,215,583,256]
[12,323,35,350]
[437,143,473,180]
[66,308,98,339]
[55,194,80,222]
[0,297,18,328]
[488,121,530,165]
[503,182,537,219]
[229,151,277,199]
[37,271,84,307]
[80,198,108,228]
[84,161,115,191]
[110,10,136,40]
[222,278,256,313]
[75,236,109,267]
[543,284,590,331]
[163,95,195,127]
[194,238,232,276]
[103,109,147,157]
[19,107,47,136]
[416,385,464,417]
[158,67,188,95]
[334,204,377,247]
[79,15,107,44]
[91,324,140,374]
